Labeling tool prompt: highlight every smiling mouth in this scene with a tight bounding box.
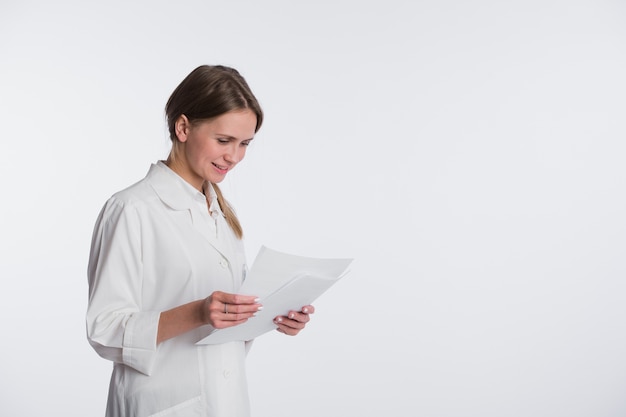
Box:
[213,163,229,173]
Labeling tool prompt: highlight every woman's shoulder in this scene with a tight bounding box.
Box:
[98,162,194,220]
[99,166,161,213]
[95,181,150,226]
[109,163,172,203]
[111,176,153,203]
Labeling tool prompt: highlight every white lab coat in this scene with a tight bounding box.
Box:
[87,161,251,417]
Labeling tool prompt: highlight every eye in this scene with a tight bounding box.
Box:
[241,140,252,147]
[217,138,230,144]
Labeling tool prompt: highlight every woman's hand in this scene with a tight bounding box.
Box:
[157,291,261,344]
[203,291,262,329]
[274,305,315,336]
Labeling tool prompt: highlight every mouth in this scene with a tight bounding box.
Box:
[212,162,229,174]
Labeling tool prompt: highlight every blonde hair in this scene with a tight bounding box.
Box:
[212,183,243,239]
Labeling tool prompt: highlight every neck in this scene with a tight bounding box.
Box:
[164,153,203,192]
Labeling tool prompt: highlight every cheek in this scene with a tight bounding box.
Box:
[189,140,217,160]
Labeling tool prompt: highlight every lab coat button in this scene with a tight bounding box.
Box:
[219,258,228,268]
[223,370,231,378]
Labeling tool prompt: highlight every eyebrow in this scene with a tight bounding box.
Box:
[216,133,255,141]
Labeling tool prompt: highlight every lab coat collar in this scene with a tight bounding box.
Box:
[148,161,199,211]
[147,162,234,262]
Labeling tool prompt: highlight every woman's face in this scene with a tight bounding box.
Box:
[174,109,257,190]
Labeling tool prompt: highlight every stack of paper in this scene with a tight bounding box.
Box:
[196,246,353,345]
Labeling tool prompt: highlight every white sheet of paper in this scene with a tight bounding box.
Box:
[196,246,353,345]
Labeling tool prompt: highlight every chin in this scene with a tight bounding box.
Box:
[208,174,227,184]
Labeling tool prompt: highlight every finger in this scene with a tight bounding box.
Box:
[216,291,259,306]
[286,310,311,323]
[210,292,261,316]
[213,316,250,329]
[274,315,306,330]
[274,317,305,336]
[207,305,255,329]
[215,303,261,328]
[205,293,261,328]
[301,305,315,314]
[223,301,263,316]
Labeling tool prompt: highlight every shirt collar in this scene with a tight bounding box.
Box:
[203,182,224,219]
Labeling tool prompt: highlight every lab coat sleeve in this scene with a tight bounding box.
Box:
[86,197,159,376]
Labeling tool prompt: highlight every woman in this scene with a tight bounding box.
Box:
[86,65,314,417]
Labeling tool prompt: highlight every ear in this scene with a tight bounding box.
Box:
[175,115,190,142]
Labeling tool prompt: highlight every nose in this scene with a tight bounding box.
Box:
[224,143,246,164]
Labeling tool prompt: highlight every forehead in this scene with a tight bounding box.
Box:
[197,109,257,138]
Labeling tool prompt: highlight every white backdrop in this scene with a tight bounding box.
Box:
[1,1,625,416]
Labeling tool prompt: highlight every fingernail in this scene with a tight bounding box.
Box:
[254,297,260,302]
[288,312,295,319]
[257,306,263,311]
[302,307,309,314]
[274,317,282,323]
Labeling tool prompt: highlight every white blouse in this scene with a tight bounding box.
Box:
[87,161,251,417]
